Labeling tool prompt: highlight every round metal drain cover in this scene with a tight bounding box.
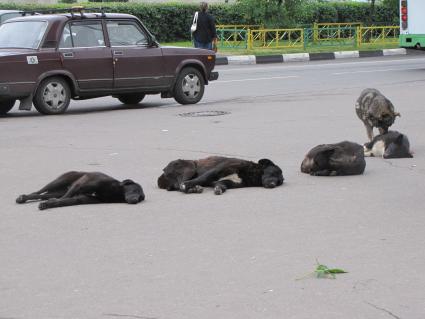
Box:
[179,110,230,117]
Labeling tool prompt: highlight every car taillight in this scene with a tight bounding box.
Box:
[401,0,408,30]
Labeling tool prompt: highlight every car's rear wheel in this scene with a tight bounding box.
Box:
[33,77,71,115]
[174,67,205,105]
[0,99,16,115]
[117,94,145,105]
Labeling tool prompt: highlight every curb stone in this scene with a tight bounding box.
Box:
[215,48,407,66]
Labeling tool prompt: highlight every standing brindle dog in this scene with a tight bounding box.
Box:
[16,171,145,210]
[355,88,400,141]
[158,156,284,195]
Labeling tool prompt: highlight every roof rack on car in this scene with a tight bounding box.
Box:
[22,6,109,18]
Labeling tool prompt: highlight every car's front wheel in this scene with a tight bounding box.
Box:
[0,99,16,115]
[117,94,146,105]
[174,67,205,105]
[33,77,71,115]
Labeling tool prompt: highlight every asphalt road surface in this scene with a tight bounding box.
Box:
[1,53,425,319]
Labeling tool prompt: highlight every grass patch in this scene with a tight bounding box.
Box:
[161,40,399,55]
[296,260,348,280]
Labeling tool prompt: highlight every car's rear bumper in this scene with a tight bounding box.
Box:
[0,84,10,96]
[0,82,34,100]
[209,71,219,81]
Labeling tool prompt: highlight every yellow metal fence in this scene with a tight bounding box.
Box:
[250,28,304,49]
[357,26,400,46]
[215,24,399,50]
[313,22,362,42]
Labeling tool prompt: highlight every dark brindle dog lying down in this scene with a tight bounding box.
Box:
[301,141,366,176]
[158,156,284,195]
[16,171,145,210]
[364,131,413,158]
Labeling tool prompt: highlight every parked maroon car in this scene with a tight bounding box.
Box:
[0,10,218,115]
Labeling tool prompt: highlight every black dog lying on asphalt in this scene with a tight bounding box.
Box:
[355,88,401,141]
[364,131,413,158]
[301,141,366,176]
[16,171,145,210]
[158,156,284,195]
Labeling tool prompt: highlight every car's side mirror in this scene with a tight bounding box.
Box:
[150,35,159,47]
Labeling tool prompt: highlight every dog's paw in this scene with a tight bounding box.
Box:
[214,185,224,195]
[179,182,188,193]
[363,146,374,157]
[38,199,56,210]
[38,202,50,210]
[187,185,203,194]
[16,195,27,204]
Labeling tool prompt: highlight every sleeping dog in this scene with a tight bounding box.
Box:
[158,156,284,195]
[364,131,413,158]
[301,141,366,176]
[16,171,145,210]
[355,88,401,141]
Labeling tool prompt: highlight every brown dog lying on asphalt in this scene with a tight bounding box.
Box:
[158,156,284,195]
[301,141,366,176]
[355,88,400,141]
[16,171,145,210]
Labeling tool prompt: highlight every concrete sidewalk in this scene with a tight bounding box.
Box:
[216,48,409,65]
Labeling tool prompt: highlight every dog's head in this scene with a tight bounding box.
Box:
[120,179,145,204]
[383,133,413,159]
[368,97,400,130]
[258,159,284,188]
[157,159,197,191]
[301,145,335,174]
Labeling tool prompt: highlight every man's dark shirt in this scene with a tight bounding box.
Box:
[193,11,217,44]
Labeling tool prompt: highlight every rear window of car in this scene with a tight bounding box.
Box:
[0,13,22,24]
[59,21,105,48]
[0,21,47,49]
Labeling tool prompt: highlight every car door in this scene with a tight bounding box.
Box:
[59,21,113,90]
[106,20,167,89]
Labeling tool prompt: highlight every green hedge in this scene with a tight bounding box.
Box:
[0,2,398,42]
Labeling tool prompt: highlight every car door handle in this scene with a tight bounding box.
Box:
[63,52,74,58]
[113,51,124,56]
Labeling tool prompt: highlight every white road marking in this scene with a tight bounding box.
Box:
[332,67,420,75]
[214,75,298,84]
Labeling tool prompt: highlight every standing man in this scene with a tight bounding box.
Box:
[192,2,217,50]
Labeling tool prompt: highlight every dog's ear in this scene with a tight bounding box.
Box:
[323,148,335,157]
[258,159,274,167]
[316,148,335,163]
[121,179,135,186]
[395,134,404,145]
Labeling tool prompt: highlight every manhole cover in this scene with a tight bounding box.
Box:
[179,110,230,117]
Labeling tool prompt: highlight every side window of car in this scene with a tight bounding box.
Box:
[59,24,72,48]
[106,21,148,46]
[70,21,105,48]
